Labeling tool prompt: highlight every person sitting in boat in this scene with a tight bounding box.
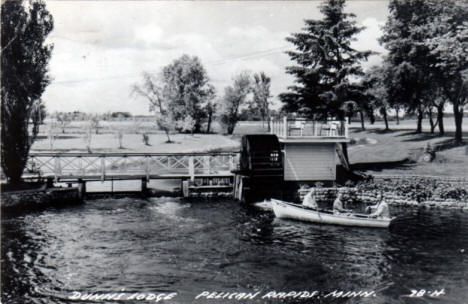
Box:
[302,189,318,210]
[367,193,390,218]
[333,192,351,214]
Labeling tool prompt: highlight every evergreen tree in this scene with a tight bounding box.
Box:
[1,0,54,184]
[280,0,371,120]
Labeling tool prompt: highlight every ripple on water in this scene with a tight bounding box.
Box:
[2,199,468,304]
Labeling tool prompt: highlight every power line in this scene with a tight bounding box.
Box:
[52,45,291,85]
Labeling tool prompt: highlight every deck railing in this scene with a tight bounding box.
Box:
[26,152,240,181]
[270,117,348,138]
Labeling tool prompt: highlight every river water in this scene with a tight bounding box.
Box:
[2,198,468,304]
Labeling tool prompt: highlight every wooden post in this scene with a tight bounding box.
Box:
[79,156,83,175]
[182,180,189,197]
[229,155,235,171]
[78,178,86,199]
[145,156,150,181]
[46,177,54,188]
[238,176,243,201]
[188,156,195,182]
[270,117,274,134]
[100,157,106,182]
[141,177,148,195]
[283,116,288,138]
[233,175,239,199]
[54,156,61,182]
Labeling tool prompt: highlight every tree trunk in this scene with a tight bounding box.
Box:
[1,113,30,185]
[206,112,212,134]
[162,128,171,143]
[437,104,444,135]
[383,109,389,131]
[428,108,435,134]
[359,110,365,130]
[227,124,235,135]
[395,107,400,125]
[348,114,352,125]
[453,103,463,145]
[416,107,423,133]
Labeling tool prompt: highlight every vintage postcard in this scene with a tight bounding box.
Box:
[1,1,467,303]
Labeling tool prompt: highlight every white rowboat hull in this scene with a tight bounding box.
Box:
[271,199,391,228]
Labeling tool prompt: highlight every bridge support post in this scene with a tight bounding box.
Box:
[78,179,86,200]
[188,156,195,182]
[46,177,54,188]
[141,177,148,196]
[182,180,189,197]
[100,157,106,182]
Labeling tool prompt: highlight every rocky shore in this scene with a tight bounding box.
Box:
[298,176,468,210]
[1,185,82,212]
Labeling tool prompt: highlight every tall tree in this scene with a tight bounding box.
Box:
[250,72,272,131]
[1,0,54,184]
[203,101,216,134]
[422,1,468,144]
[161,55,215,133]
[132,72,173,143]
[218,71,251,135]
[280,0,371,120]
[363,65,392,131]
[380,0,438,133]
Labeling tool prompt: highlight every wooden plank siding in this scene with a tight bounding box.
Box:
[283,143,336,181]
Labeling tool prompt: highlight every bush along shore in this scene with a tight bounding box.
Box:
[298,176,468,210]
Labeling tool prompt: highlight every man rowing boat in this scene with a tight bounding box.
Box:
[333,192,352,214]
[302,188,318,210]
[366,193,390,218]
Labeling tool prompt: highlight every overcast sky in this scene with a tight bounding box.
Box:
[42,0,389,115]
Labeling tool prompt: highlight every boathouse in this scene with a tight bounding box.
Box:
[270,117,350,182]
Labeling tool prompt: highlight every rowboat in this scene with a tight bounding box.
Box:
[271,199,392,228]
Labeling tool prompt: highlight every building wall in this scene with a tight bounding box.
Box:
[284,143,336,181]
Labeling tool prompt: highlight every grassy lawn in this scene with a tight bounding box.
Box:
[32,117,467,178]
[32,122,240,154]
[346,118,468,178]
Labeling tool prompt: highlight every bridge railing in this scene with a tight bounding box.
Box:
[26,152,240,181]
[270,117,348,138]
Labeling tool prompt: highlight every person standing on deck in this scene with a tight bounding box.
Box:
[302,188,318,210]
[367,193,390,218]
[333,192,351,214]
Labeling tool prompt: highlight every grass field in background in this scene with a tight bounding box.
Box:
[32,117,468,177]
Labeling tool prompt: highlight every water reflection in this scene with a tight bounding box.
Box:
[2,199,468,304]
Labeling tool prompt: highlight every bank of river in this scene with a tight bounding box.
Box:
[2,197,468,304]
